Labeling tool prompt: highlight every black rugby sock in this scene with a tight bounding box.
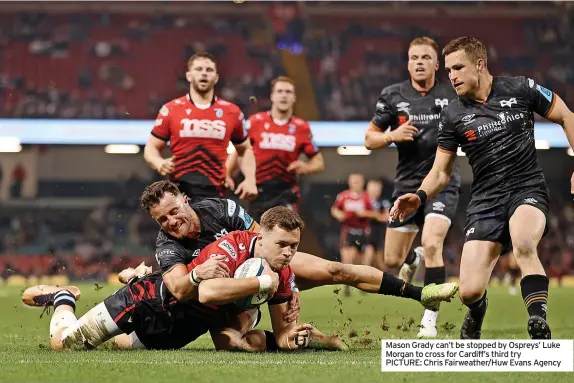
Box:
[404,249,417,265]
[521,274,549,320]
[466,291,488,318]
[424,266,446,286]
[378,272,422,301]
[264,330,278,352]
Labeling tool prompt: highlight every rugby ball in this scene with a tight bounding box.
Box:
[234,258,270,310]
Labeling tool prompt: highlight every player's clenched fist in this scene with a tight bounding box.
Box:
[155,156,176,176]
[287,323,313,350]
[390,193,421,222]
[390,119,419,142]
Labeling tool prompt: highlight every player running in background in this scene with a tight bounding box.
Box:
[365,36,460,337]
[391,36,574,339]
[127,180,458,317]
[226,76,324,221]
[330,173,385,296]
[143,52,257,202]
[364,179,391,270]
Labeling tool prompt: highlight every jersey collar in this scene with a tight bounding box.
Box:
[249,235,257,258]
[187,92,217,109]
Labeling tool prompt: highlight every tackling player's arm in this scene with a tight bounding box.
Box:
[194,252,279,305]
[145,106,176,175]
[537,89,574,155]
[158,241,230,301]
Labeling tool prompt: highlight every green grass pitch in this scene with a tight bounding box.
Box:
[0,283,572,382]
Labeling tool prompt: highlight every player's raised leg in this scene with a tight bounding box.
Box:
[458,241,501,339]
[22,285,123,350]
[417,215,450,337]
[290,251,458,308]
[508,205,550,339]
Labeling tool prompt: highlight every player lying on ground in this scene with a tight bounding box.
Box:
[22,208,343,351]
[390,37,574,340]
[122,181,459,323]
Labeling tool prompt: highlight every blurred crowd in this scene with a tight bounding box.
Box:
[1,2,574,120]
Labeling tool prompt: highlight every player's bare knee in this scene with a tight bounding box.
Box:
[422,241,440,262]
[384,253,403,268]
[459,285,485,305]
[512,238,538,259]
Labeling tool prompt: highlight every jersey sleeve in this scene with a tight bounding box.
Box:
[437,109,459,153]
[225,199,256,231]
[230,109,249,144]
[522,77,556,117]
[155,230,189,274]
[151,105,171,141]
[268,267,295,305]
[370,87,396,131]
[301,123,320,158]
[333,192,345,210]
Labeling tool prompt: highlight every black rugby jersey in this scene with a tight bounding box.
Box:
[371,80,461,195]
[438,76,555,203]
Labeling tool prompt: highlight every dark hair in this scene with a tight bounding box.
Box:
[442,37,487,66]
[187,52,217,71]
[140,180,181,213]
[409,36,439,56]
[260,206,305,232]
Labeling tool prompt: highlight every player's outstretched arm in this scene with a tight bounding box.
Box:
[390,150,456,222]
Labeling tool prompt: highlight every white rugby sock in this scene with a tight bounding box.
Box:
[421,308,438,328]
[49,310,77,339]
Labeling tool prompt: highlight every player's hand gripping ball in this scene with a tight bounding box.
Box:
[234,258,270,309]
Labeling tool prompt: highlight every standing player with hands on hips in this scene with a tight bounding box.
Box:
[391,37,574,340]
[143,52,257,202]
[365,37,461,337]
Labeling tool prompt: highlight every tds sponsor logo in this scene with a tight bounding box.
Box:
[259,132,296,152]
[179,119,227,139]
[218,240,237,260]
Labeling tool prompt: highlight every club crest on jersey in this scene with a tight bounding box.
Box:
[289,124,296,134]
[160,106,169,116]
[500,98,517,108]
[435,98,449,108]
[264,122,270,130]
[215,108,224,118]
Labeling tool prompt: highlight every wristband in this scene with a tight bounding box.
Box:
[189,269,201,286]
[257,275,273,292]
[415,190,428,206]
